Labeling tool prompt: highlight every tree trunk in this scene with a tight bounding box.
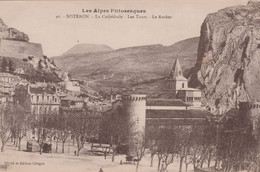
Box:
[1,144,4,152]
[150,154,154,167]
[185,164,188,172]
[179,156,184,172]
[56,139,59,153]
[62,141,65,153]
[1,139,6,152]
[15,138,18,147]
[112,152,115,162]
[208,152,212,167]
[18,138,22,151]
[112,147,115,162]
[136,160,140,172]
[157,158,161,172]
[39,145,42,155]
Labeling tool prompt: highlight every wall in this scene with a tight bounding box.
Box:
[0,39,43,59]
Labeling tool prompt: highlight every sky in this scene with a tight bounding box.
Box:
[0,0,249,57]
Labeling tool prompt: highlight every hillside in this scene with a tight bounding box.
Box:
[63,44,113,55]
[53,37,200,91]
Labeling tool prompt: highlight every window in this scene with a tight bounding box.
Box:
[186,97,193,102]
[37,95,39,102]
[182,83,185,88]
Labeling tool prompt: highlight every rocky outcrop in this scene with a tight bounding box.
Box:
[0,17,63,82]
[190,1,260,113]
[0,18,29,42]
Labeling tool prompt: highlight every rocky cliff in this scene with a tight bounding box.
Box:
[0,18,29,42]
[190,1,260,113]
[0,17,62,82]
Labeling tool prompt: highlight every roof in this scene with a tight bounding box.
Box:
[61,95,84,102]
[146,109,213,119]
[169,58,187,81]
[29,86,56,95]
[179,88,200,91]
[0,72,18,78]
[146,99,191,107]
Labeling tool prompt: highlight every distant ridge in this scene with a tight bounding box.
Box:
[63,43,113,55]
[53,37,200,92]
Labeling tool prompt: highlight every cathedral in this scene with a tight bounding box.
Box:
[167,58,202,108]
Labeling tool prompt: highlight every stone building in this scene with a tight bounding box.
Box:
[29,86,60,115]
[0,72,22,96]
[238,101,260,135]
[122,94,212,156]
[14,85,60,115]
[166,58,202,108]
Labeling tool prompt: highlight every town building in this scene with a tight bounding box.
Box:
[58,80,81,93]
[14,85,60,115]
[29,86,60,115]
[121,94,212,156]
[166,58,202,108]
[0,72,23,96]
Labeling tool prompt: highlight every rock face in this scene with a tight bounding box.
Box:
[0,18,29,42]
[191,1,260,113]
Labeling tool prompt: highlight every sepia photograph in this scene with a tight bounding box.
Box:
[0,0,259,171]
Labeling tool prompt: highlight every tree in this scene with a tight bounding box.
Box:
[1,57,8,72]
[67,109,87,156]
[0,104,14,152]
[0,104,32,152]
[156,127,180,172]
[10,105,32,151]
[8,60,14,73]
[177,126,193,172]
[216,117,258,171]
[31,108,57,154]
[56,113,71,153]
[129,131,147,172]
[100,102,134,162]
[146,126,160,167]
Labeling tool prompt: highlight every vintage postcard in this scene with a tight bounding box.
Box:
[0,0,259,172]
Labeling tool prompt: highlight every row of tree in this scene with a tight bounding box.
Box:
[0,103,100,156]
[1,100,260,172]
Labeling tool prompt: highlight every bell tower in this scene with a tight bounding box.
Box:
[167,58,188,95]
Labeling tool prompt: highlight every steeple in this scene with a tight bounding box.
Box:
[169,58,187,81]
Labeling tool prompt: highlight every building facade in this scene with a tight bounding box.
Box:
[28,86,60,115]
[166,58,202,108]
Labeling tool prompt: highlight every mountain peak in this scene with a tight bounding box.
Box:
[62,43,113,55]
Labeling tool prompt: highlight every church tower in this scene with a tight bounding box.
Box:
[167,58,188,95]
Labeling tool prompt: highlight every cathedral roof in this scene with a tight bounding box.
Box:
[169,58,187,81]
[146,99,191,107]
